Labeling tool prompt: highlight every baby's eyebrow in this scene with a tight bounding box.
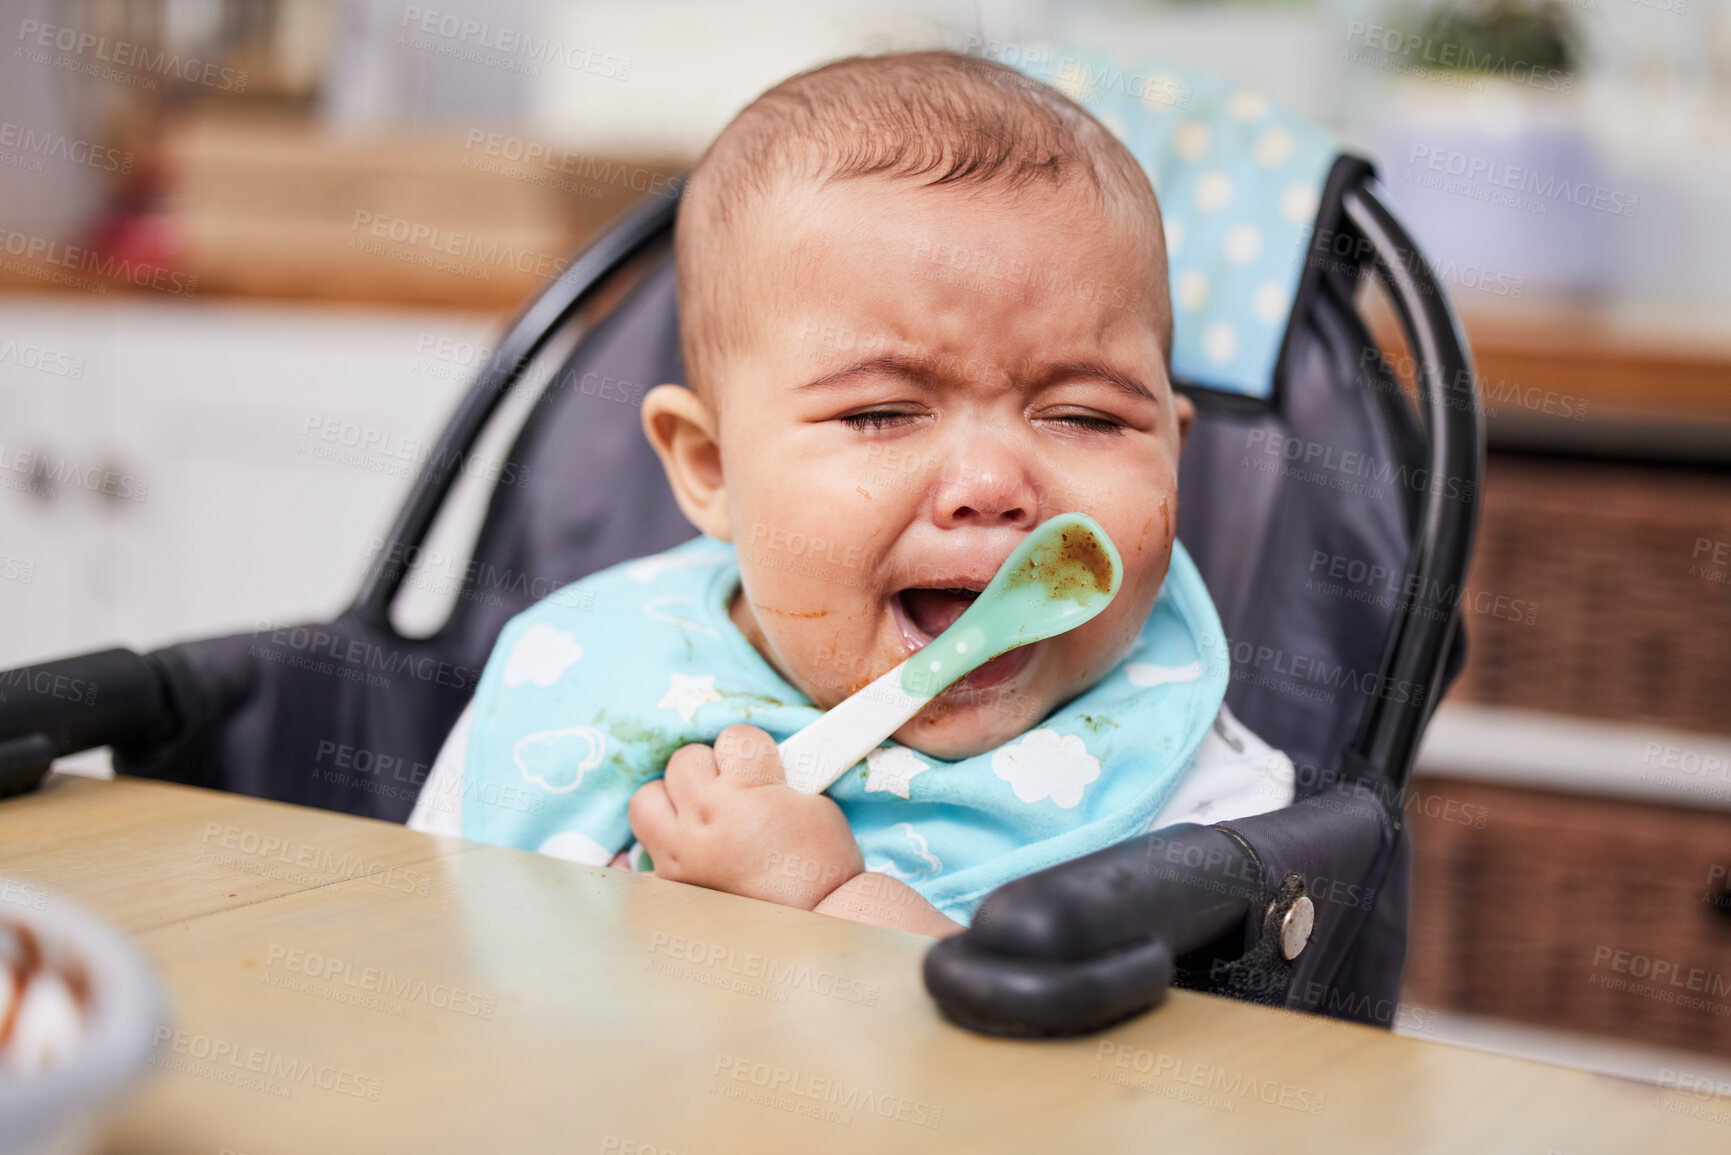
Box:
[1042,360,1159,405]
[796,353,938,393]
[795,353,1160,405]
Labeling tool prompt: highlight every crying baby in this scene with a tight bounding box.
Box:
[407,50,1295,935]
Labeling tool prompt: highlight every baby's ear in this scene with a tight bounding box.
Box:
[1173,390,1196,451]
[641,384,731,540]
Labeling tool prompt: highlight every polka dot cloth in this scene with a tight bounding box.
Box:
[1015,51,1337,402]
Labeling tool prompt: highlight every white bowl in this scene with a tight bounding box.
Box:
[0,880,163,1155]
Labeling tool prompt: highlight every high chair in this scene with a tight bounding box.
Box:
[0,55,1482,1037]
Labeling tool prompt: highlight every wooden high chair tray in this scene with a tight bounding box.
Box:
[2,775,1722,1154]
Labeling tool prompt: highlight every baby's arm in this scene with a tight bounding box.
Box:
[813,873,963,937]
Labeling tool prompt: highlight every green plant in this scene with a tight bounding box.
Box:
[1410,0,1579,74]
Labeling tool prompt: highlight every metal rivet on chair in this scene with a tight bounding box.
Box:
[1280,896,1315,961]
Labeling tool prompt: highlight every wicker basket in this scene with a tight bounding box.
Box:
[1404,775,1731,1056]
[1453,456,1731,736]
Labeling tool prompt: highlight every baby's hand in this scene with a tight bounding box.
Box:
[627,724,864,910]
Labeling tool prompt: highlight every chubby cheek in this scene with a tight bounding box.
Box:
[1125,494,1175,566]
[726,474,904,708]
[733,558,864,704]
[1122,496,1177,615]
[1055,559,1166,689]
[1055,490,1177,684]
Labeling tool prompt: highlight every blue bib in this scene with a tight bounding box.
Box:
[462,535,1228,925]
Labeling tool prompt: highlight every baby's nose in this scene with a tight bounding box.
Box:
[930,453,1040,529]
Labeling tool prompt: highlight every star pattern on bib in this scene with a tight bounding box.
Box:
[864,746,929,799]
[657,671,722,723]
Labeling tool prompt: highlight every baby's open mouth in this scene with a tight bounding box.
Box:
[891,583,1036,693]
[898,586,981,638]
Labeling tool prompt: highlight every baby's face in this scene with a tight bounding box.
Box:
[703,178,1187,760]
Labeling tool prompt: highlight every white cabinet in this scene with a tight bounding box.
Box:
[0,293,497,669]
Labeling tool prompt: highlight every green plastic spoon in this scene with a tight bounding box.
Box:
[779,512,1123,794]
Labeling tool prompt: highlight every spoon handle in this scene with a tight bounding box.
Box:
[779,659,936,794]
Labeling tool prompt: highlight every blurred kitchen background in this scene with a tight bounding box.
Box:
[4,0,1731,1087]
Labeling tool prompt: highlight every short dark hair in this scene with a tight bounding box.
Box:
[676,51,1168,403]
